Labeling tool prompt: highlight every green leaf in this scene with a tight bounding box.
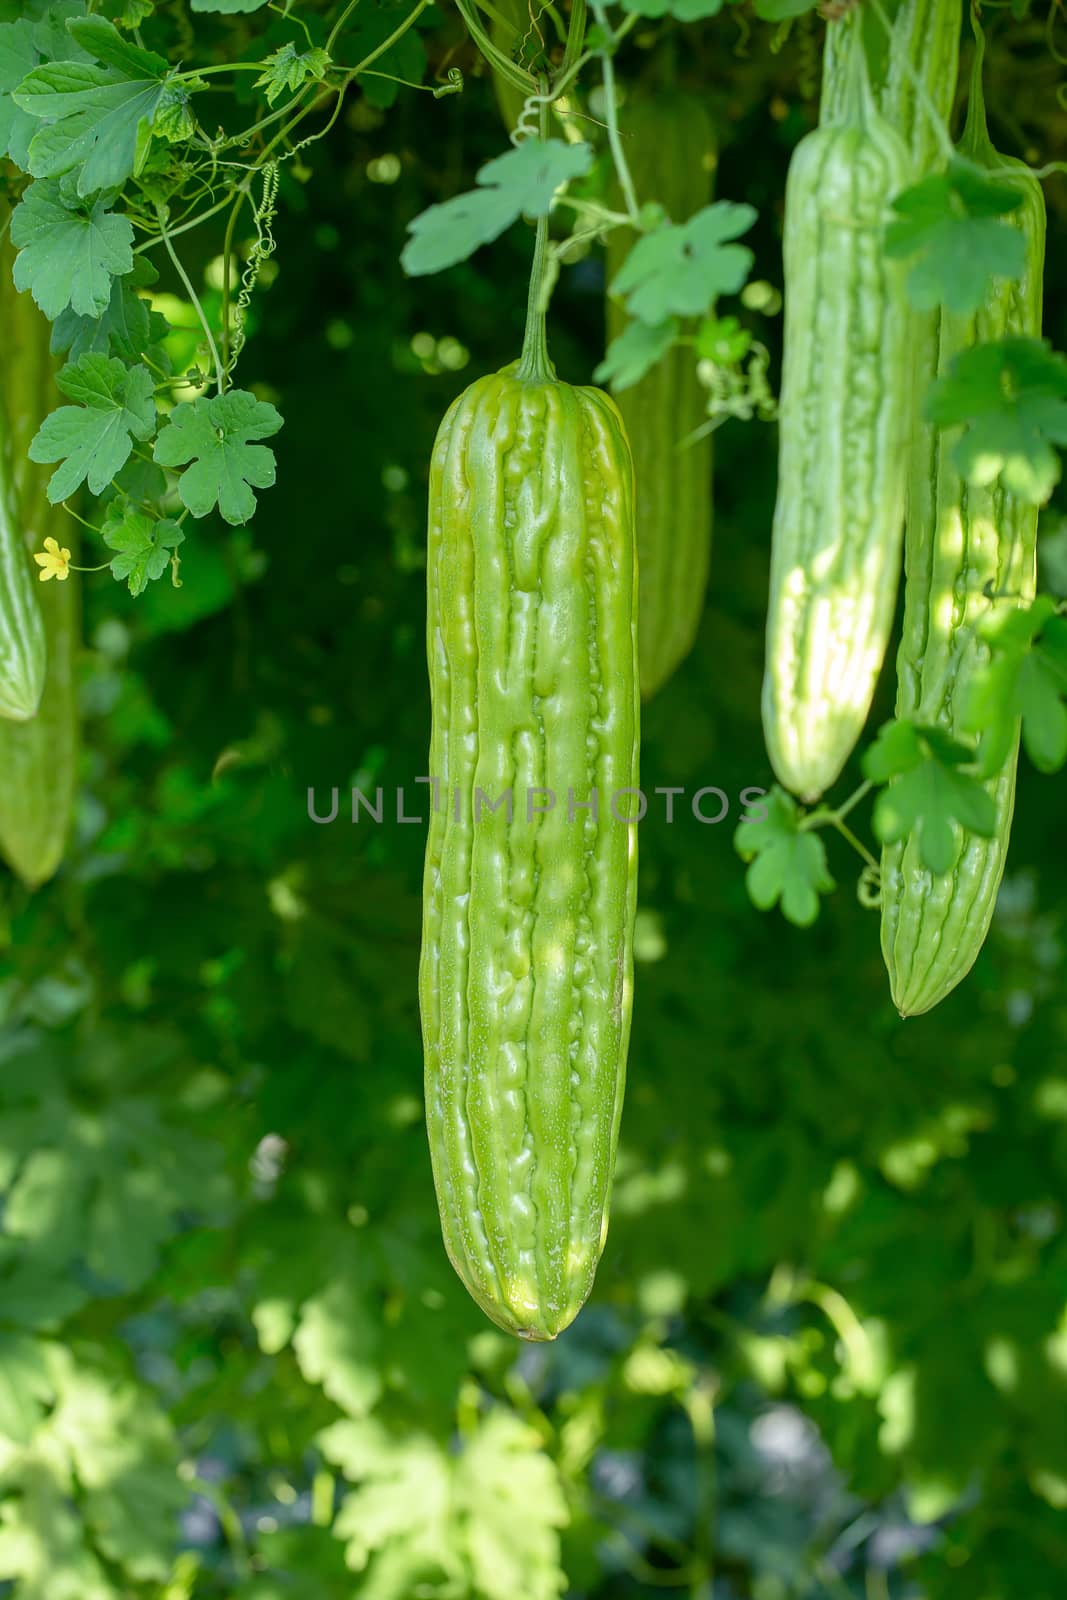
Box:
[66,14,168,76]
[0,1258,87,1330]
[696,313,752,364]
[4,1148,89,1269]
[109,453,168,507]
[1019,647,1067,771]
[0,9,89,176]
[621,0,726,18]
[927,336,1067,506]
[734,785,834,927]
[961,601,1047,774]
[476,137,594,216]
[117,0,155,24]
[864,716,937,785]
[153,389,283,526]
[31,4,95,66]
[0,1462,113,1600]
[255,42,331,107]
[864,720,996,874]
[324,1420,453,1582]
[1,1031,231,1297]
[324,1411,567,1600]
[152,77,202,142]
[50,255,160,361]
[191,0,270,10]
[28,353,156,501]
[962,597,1067,775]
[345,2,427,109]
[754,0,818,15]
[101,507,184,596]
[292,1269,383,1417]
[14,16,170,195]
[11,178,134,318]
[594,317,678,391]
[0,18,39,166]
[44,1354,188,1581]
[453,1411,569,1600]
[401,138,594,277]
[0,1335,51,1446]
[610,201,756,325]
[885,158,1026,315]
[251,1296,296,1355]
[1038,512,1067,597]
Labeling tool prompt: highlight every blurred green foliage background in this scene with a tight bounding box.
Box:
[2,7,1067,1597]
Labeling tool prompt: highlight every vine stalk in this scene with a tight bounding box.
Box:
[515,82,554,383]
[800,779,879,873]
[156,205,225,394]
[590,0,640,223]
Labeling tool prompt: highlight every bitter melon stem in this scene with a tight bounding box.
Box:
[959,11,991,161]
[515,211,554,383]
[515,79,555,385]
[839,11,874,128]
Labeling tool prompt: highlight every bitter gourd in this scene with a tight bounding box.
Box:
[606,87,715,700]
[0,229,79,889]
[0,551,79,889]
[420,233,639,1340]
[762,23,912,802]
[824,2,962,772]
[0,203,45,722]
[880,34,1045,1016]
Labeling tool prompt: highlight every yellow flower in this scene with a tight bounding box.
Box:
[33,536,71,582]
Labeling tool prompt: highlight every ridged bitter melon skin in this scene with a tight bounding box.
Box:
[0,229,80,889]
[420,361,639,1340]
[762,37,913,803]
[880,62,1046,1017]
[0,205,45,723]
[821,0,962,175]
[822,0,962,572]
[606,89,716,701]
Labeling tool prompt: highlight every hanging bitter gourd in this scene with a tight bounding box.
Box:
[420,222,639,1340]
[0,447,45,724]
[0,231,80,889]
[823,3,962,839]
[0,201,45,723]
[823,2,963,633]
[762,22,912,802]
[0,549,79,889]
[880,32,1046,1017]
[606,87,716,700]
